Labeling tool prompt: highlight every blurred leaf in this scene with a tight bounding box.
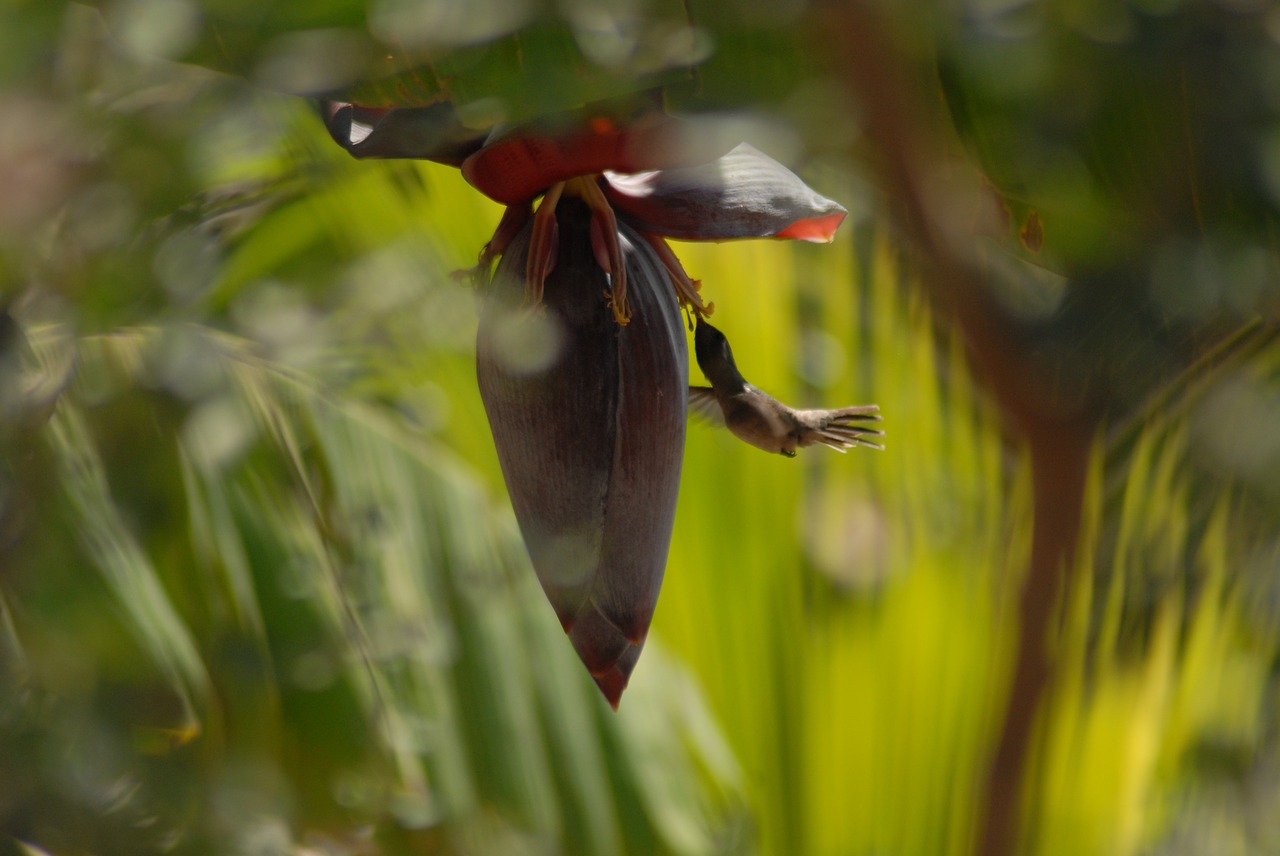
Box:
[86,0,704,124]
[45,390,210,730]
[5,322,747,854]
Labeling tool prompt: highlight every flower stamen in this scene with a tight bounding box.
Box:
[571,177,630,325]
[525,182,565,308]
[641,232,714,319]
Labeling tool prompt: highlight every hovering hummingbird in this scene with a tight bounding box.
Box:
[689,317,884,457]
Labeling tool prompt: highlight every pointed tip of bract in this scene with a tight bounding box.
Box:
[591,641,643,710]
[594,668,627,709]
[567,603,647,709]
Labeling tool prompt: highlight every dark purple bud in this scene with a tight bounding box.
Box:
[476,198,687,708]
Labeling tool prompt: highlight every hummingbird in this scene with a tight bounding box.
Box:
[689,317,884,457]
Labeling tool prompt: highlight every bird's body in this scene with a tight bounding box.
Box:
[689,317,883,456]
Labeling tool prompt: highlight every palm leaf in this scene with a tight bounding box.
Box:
[8,323,745,854]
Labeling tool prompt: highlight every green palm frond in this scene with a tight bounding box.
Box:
[8,323,744,855]
[655,222,1280,856]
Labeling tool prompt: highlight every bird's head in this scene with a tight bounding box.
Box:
[693,317,747,390]
[693,316,730,366]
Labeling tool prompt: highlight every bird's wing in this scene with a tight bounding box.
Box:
[794,405,885,451]
[687,386,726,426]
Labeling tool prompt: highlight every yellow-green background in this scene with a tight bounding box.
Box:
[3,2,1279,855]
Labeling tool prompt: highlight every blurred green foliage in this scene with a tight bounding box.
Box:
[3,2,1280,856]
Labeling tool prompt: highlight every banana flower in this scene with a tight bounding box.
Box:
[324,97,857,706]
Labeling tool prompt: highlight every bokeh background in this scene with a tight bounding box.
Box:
[3,1,1280,855]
